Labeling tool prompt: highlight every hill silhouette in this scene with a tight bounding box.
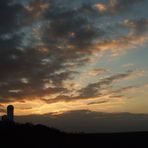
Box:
[0,121,148,148]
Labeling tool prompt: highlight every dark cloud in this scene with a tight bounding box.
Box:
[0,0,101,103]
[112,86,139,94]
[109,0,144,11]
[43,3,101,50]
[87,100,108,105]
[43,71,132,104]
[0,0,29,34]
[123,19,148,35]
[95,0,145,15]
[15,110,148,133]
[0,0,147,105]
[78,71,132,99]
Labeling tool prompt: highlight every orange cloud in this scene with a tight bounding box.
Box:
[95,0,144,13]
[88,68,109,76]
[25,1,49,20]
[95,34,148,56]
[95,4,108,13]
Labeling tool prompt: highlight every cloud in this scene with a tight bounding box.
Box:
[0,0,147,106]
[0,0,101,103]
[25,0,50,20]
[15,110,148,133]
[43,5,100,50]
[88,68,109,76]
[109,0,144,11]
[77,71,132,98]
[122,63,134,68]
[123,19,148,35]
[43,69,146,104]
[95,0,144,13]
[0,104,6,113]
[111,86,139,95]
[87,100,108,105]
[43,71,133,104]
[95,3,108,13]
[0,0,27,34]
[95,33,148,56]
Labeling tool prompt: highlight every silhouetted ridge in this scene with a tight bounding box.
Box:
[0,121,148,148]
[0,121,63,134]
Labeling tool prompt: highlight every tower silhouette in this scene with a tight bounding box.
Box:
[7,105,14,122]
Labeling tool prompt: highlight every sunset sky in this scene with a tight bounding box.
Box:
[0,0,148,131]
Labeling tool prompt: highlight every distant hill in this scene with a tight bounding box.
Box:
[0,121,148,148]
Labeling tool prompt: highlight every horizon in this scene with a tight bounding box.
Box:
[1,106,148,133]
[0,0,148,133]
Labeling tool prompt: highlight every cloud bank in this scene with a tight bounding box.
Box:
[15,110,148,133]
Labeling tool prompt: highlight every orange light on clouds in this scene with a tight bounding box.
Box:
[94,34,148,56]
[25,1,49,20]
[95,4,108,12]
[38,47,49,54]
[25,2,49,12]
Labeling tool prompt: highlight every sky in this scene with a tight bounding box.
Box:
[0,0,148,132]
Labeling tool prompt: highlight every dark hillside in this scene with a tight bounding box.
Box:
[0,121,148,148]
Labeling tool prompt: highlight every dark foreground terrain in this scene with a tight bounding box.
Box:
[0,121,148,148]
